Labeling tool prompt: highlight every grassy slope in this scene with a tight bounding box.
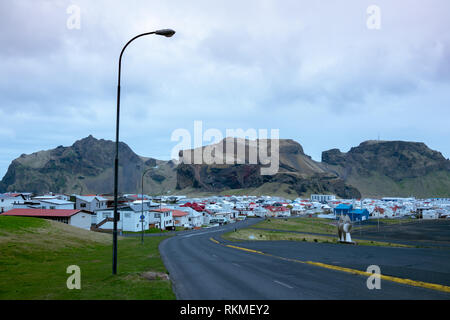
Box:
[222,228,411,247]
[223,217,413,247]
[252,217,337,234]
[346,170,450,198]
[0,216,175,300]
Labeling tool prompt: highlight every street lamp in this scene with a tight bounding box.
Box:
[141,168,153,244]
[113,29,175,275]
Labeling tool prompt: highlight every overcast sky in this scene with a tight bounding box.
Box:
[1,0,449,177]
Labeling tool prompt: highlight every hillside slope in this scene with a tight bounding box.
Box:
[0,135,177,195]
[321,140,450,197]
[0,216,174,299]
[1,136,449,198]
[176,137,361,199]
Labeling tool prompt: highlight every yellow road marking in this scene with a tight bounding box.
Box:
[209,237,220,244]
[211,239,450,294]
[225,244,265,255]
[305,261,450,293]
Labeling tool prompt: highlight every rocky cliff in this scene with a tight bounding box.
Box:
[176,137,361,199]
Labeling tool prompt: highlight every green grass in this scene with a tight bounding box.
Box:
[252,217,337,234]
[0,216,47,234]
[222,228,412,248]
[252,216,418,235]
[0,216,175,300]
[123,226,187,235]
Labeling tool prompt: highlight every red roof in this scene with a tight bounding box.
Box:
[2,209,86,218]
[172,210,188,217]
[151,208,172,212]
[266,206,289,212]
[5,193,22,197]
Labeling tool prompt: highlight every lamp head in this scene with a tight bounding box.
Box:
[155,29,176,37]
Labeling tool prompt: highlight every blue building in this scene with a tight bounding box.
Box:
[334,204,369,222]
[334,204,353,216]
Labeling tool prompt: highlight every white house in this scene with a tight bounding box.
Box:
[311,194,336,203]
[253,206,269,217]
[92,207,152,232]
[2,209,92,230]
[422,210,439,219]
[36,199,75,210]
[172,209,190,228]
[149,208,174,230]
[187,209,203,227]
[0,194,19,213]
[75,195,108,212]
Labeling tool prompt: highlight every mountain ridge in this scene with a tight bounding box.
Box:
[1,136,449,198]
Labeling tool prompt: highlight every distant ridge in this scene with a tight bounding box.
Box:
[1,136,449,198]
[0,135,176,195]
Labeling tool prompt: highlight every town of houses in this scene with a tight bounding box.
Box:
[1,191,450,231]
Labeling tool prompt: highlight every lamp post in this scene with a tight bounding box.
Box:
[141,168,153,244]
[113,29,175,275]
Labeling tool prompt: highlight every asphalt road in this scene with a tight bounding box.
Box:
[159,218,450,299]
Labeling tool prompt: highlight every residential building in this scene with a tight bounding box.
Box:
[311,194,336,203]
[2,209,92,230]
[75,195,108,212]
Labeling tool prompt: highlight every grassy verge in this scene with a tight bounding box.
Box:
[253,217,337,234]
[222,228,412,248]
[0,216,175,300]
[252,217,419,234]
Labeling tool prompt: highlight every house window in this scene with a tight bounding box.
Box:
[125,213,131,218]
[80,203,86,208]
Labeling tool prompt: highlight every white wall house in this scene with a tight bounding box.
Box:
[36,199,75,210]
[253,207,269,217]
[150,208,174,230]
[188,210,203,227]
[0,195,18,213]
[166,205,205,227]
[75,195,108,212]
[172,210,190,228]
[2,209,92,230]
[311,194,336,203]
[92,207,152,232]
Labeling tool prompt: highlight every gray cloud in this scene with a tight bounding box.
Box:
[1,0,450,178]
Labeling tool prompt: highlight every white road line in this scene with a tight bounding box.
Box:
[273,280,294,289]
[232,263,240,267]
